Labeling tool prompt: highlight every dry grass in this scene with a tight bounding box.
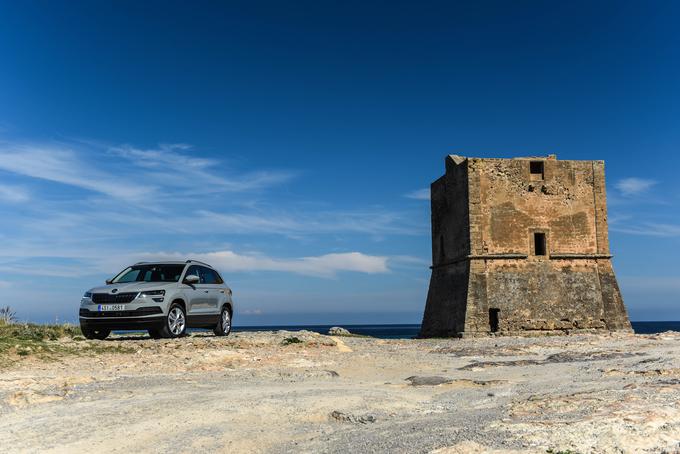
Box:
[0,320,134,368]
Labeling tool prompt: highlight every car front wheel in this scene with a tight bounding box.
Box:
[160,303,187,338]
[213,306,232,337]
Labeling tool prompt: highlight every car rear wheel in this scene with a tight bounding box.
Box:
[213,306,232,337]
[81,328,110,340]
[160,303,187,338]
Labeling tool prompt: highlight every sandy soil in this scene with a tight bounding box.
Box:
[1,330,680,453]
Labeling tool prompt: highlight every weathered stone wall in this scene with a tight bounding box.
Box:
[597,259,632,330]
[419,155,470,337]
[476,157,600,255]
[464,259,611,335]
[420,262,469,337]
[431,155,470,266]
[420,154,632,338]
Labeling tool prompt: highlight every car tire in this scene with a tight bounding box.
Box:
[148,329,162,339]
[213,305,232,337]
[160,303,187,338]
[81,328,110,340]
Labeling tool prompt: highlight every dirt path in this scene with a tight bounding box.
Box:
[1,330,680,453]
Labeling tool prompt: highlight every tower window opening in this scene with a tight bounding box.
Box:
[534,232,547,256]
[530,161,544,180]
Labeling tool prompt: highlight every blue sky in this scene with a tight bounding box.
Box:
[0,0,678,324]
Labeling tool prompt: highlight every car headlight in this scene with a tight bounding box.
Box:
[139,290,165,297]
[83,291,92,298]
[139,290,165,301]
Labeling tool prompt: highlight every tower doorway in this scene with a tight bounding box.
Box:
[489,308,500,333]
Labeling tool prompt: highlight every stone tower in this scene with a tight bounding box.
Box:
[420,155,632,337]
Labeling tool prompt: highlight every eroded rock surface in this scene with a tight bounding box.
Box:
[1,331,679,453]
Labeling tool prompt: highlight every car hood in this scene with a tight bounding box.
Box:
[88,282,176,294]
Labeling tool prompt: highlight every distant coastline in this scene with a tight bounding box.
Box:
[226,321,680,339]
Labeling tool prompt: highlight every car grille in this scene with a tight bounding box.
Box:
[80,307,163,318]
[91,292,139,304]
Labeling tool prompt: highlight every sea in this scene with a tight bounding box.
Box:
[230,321,680,339]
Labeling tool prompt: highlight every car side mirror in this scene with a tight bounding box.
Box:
[184,274,200,285]
[105,279,113,285]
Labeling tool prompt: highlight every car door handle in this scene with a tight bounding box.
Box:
[204,290,209,293]
[219,290,225,293]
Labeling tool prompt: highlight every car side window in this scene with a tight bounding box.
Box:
[200,266,218,284]
[196,266,208,284]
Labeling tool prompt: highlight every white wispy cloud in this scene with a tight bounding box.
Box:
[611,222,680,237]
[404,188,430,200]
[0,263,88,278]
[0,140,296,205]
[0,248,426,280]
[620,276,680,292]
[0,137,425,285]
[0,143,154,200]
[615,177,657,196]
[0,184,29,203]
[110,144,295,193]
[388,255,430,267]
[134,250,390,278]
[194,209,423,236]
[0,139,423,241]
[241,309,264,315]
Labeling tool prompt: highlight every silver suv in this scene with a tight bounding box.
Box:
[79,260,234,340]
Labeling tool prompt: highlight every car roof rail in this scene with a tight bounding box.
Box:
[185,259,212,267]
[134,261,148,265]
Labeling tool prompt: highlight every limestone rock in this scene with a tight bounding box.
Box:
[328,326,351,336]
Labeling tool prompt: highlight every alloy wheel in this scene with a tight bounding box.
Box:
[168,307,185,336]
[222,309,231,334]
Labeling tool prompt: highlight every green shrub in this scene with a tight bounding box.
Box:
[282,337,303,345]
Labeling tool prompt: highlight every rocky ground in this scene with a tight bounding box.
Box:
[1,330,680,453]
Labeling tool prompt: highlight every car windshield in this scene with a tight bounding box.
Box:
[112,264,185,283]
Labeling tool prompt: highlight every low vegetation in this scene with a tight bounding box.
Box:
[0,305,17,324]
[0,318,134,368]
[281,336,303,345]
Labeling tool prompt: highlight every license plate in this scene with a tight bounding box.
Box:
[98,304,126,311]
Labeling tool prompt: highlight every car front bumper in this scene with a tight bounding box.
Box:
[79,306,165,330]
